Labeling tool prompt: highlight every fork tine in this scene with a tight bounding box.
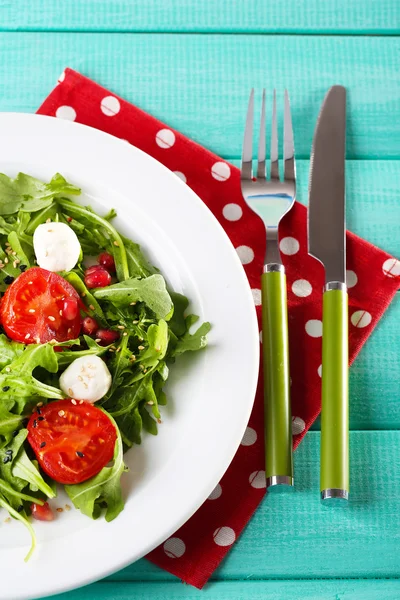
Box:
[257,89,266,179]
[283,90,295,181]
[270,90,279,180]
[241,89,254,180]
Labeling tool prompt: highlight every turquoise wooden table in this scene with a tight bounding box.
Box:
[1,2,400,598]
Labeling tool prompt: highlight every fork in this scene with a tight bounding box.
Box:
[241,89,296,489]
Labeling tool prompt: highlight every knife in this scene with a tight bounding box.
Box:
[308,85,349,502]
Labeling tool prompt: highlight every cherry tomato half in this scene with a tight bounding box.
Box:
[27,399,117,485]
[0,267,82,344]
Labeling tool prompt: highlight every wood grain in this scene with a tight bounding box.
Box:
[2,1,399,34]
[0,34,399,158]
[48,579,400,600]
[108,432,400,582]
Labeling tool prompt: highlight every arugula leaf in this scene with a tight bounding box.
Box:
[0,334,24,369]
[12,446,55,498]
[0,172,80,215]
[168,292,189,337]
[57,199,130,281]
[121,235,157,278]
[172,315,211,356]
[137,319,168,370]
[0,494,36,561]
[65,412,127,521]
[56,336,108,368]
[94,274,173,319]
[0,398,24,445]
[63,271,107,325]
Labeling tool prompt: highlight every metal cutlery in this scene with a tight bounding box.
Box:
[241,89,296,489]
[308,85,349,502]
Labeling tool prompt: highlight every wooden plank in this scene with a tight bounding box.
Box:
[52,579,400,599]
[2,1,399,34]
[0,34,399,158]
[110,432,400,581]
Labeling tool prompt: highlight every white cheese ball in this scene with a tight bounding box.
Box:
[33,222,81,272]
[59,355,112,403]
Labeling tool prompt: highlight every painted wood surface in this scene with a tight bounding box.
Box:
[1,4,399,598]
[1,1,400,34]
[0,34,399,159]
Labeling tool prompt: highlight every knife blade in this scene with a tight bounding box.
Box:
[308,85,349,502]
[308,85,346,285]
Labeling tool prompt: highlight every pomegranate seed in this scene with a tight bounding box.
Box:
[84,266,111,289]
[96,329,120,346]
[82,316,99,336]
[62,297,79,321]
[31,502,54,521]
[98,252,116,273]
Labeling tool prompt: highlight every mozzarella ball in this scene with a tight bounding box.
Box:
[33,222,81,272]
[59,355,112,403]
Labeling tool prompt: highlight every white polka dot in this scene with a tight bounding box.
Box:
[236,245,254,265]
[249,470,266,489]
[292,279,312,297]
[173,171,186,183]
[280,237,299,256]
[305,319,323,338]
[213,526,236,546]
[252,289,261,306]
[241,426,257,446]
[351,310,372,328]
[259,330,262,343]
[211,161,231,181]
[346,270,358,288]
[100,96,120,116]
[292,416,306,435]
[156,129,176,149]
[208,483,222,500]
[222,203,243,221]
[55,106,76,121]
[317,364,322,377]
[163,537,186,558]
[383,258,400,278]
[57,71,65,84]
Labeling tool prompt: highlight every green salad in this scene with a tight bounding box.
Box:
[0,172,210,559]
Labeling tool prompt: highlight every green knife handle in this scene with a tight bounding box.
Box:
[320,285,349,501]
[262,267,293,488]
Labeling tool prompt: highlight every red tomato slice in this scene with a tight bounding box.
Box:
[27,399,117,484]
[0,267,82,344]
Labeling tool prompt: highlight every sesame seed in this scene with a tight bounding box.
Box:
[17,505,23,513]
[130,355,136,361]
[48,315,56,322]
[4,276,14,285]
[4,517,11,523]
[28,309,35,313]
[67,328,72,334]
[117,325,125,330]
[138,337,144,342]
[28,281,33,285]
[47,229,53,233]
[25,333,31,340]
[2,386,10,392]
[78,375,83,381]
[5,449,12,455]
[130,302,136,306]
[83,382,88,388]
[11,251,16,256]
[12,261,17,268]
[2,456,11,464]
[5,242,10,247]
[35,337,40,344]
[5,248,12,255]
[58,410,65,417]
[19,264,27,272]
[95,338,101,343]
[76,451,84,458]
[132,320,139,325]
[143,369,148,374]
[108,348,115,353]
[4,257,8,264]
[59,310,63,316]
[5,367,10,372]
[37,402,43,407]
[36,406,41,414]
[147,401,154,406]
[89,304,95,311]
[123,332,128,337]
[71,399,77,405]
[68,388,73,396]
[33,420,37,428]
[157,418,162,424]
[56,507,64,513]
[113,240,119,247]
[40,442,46,448]
[38,416,44,421]
[65,504,71,511]
[79,400,84,404]
[138,345,145,351]
[155,346,161,352]
[46,218,51,223]
[0,263,4,269]
[81,292,86,297]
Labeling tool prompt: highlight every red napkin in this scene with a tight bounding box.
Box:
[38,69,400,588]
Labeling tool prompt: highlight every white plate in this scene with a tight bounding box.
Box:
[0,113,259,600]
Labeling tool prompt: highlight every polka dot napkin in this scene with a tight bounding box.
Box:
[38,68,400,588]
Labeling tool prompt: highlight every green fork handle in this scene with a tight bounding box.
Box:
[262,266,294,488]
[320,285,349,501]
